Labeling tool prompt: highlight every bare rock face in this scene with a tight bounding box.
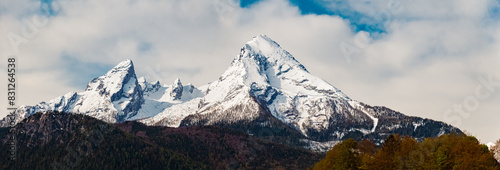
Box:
[186,83,195,93]
[170,78,183,100]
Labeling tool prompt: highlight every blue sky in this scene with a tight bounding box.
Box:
[1,0,499,143]
[241,0,386,33]
[40,0,60,16]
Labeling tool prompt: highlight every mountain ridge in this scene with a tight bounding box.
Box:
[0,34,461,151]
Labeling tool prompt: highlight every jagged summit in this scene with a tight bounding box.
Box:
[173,78,183,87]
[171,78,183,100]
[63,59,144,122]
[85,59,137,94]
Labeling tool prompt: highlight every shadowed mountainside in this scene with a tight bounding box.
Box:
[1,111,322,169]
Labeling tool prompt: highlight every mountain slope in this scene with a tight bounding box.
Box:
[1,34,462,151]
[0,111,322,169]
[115,121,322,169]
[0,111,206,169]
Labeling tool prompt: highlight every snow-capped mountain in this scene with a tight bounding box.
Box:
[1,60,204,126]
[144,35,460,147]
[1,34,461,151]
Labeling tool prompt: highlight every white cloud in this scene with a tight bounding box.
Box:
[0,0,499,143]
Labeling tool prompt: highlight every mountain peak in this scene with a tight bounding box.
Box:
[79,59,144,122]
[233,34,306,72]
[247,34,279,48]
[244,34,281,56]
[86,59,137,93]
[174,78,182,85]
[171,78,183,100]
[108,59,134,74]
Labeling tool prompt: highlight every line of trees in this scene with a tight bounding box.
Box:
[313,133,500,169]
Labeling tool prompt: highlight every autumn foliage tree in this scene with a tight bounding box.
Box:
[313,134,500,170]
[313,138,360,169]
